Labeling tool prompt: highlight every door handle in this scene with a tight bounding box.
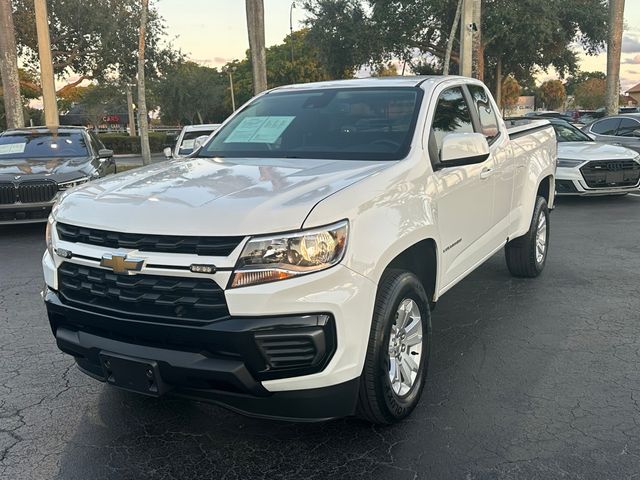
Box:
[480,167,493,179]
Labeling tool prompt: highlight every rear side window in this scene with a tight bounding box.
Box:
[468,85,500,142]
[591,118,621,135]
[616,118,640,137]
[430,87,474,154]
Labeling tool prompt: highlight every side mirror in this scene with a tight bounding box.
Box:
[163,146,173,159]
[438,133,490,168]
[98,148,113,159]
[633,129,640,138]
[193,135,209,151]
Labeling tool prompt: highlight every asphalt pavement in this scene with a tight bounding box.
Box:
[1,194,640,479]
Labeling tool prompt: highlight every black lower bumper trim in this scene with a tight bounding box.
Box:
[45,289,355,420]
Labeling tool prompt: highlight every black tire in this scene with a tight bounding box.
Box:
[505,195,550,278]
[356,269,431,424]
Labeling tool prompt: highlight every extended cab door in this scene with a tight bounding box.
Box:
[466,84,514,241]
[428,85,498,291]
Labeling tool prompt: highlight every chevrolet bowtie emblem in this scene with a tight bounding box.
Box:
[100,253,144,275]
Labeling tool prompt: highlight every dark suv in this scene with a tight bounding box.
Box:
[0,126,115,224]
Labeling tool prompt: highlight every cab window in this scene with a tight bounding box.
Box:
[468,85,500,143]
[430,87,474,156]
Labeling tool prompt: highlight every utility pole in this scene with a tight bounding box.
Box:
[137,0,151,165]
[227,68,236,112]
[126,84,136,136]
[0,0,24,128]
[245,0,267,95]
[34,0,58,126]
[289,1,296,62]
[606,0,625,116]
[472,0,483,81]
[459,0,474,77]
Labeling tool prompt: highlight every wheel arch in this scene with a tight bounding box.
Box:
[382,238,439,304]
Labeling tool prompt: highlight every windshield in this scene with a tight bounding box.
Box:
[0,132,89,159]
[552,122,592,142]
[199,87,423,161]
[178,129,216,155]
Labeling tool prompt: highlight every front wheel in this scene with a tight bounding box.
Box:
[505,195,550,277]
[356,270,431,424]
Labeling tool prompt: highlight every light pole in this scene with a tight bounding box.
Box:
[226,66,237,112]
[34,0,59,126]
[289,1,296,62]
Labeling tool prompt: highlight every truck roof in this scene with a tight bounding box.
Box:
[272,75,474,91]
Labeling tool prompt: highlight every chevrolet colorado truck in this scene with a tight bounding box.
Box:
[43,77,556,424]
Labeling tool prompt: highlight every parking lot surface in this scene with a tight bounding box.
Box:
[1,195,639,480]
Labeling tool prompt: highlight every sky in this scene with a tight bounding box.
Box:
[156,0,640,92]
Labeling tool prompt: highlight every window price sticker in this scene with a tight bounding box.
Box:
[224,116,295,144]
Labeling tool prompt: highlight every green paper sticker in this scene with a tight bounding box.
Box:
[0,143,26,155]
[224,116,295,144]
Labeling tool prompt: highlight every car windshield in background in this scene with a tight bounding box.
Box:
[199,87,423,161]
[0,132,88,159]
[179,130,215,155]
[553,123,592,142]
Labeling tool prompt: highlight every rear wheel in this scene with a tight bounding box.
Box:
[505,195,549,278]
[356,270,431,424]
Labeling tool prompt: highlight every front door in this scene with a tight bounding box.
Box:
[428,86,497,291]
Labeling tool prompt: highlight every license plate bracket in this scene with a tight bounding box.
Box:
[99,352,170,397]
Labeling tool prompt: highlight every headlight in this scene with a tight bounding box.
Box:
[230,220,348,288]
[557,158,584,168]
[45,215,55,258]
[57,176,90,190]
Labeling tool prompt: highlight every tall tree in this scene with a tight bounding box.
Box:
[12,0,181,84]
[574,78,606,109]
[538,80,566,110]
[246,0,267,94]
[443,0,463,75]
[0,0,24,128]
[153,61,227,124]
[137,0,151,165]
[605,0,625,115]
[501,75,521,114]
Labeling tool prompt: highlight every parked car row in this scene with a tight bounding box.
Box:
[0,126,115,225]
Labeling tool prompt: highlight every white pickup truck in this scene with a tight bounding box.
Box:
[43,77,556,424]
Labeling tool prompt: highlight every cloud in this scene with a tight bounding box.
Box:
[622,35,640,53]
[622,54,640,64]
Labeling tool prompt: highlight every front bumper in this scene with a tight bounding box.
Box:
[45,289,359,420]
[0,201,53,224]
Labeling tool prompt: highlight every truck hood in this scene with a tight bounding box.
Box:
[0,156,93,177]
[55,157,392,235]
[558,142,638,161]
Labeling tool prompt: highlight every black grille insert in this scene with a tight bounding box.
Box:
[17,181,58,203]
[0,183,17,205]
[57,223,244,256]
[58,262,229,324]
[255,329,328,371]
[580,160,640,188]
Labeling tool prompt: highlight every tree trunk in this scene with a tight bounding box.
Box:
[137,0,151,165]
[126,84,136,137]
[0,0,24,128]
[245,0,267,94]
[472,0,483,81]
[196,110,203,124]
[605,0,625,116]
[443,0,463,75]
[495,56,502,112]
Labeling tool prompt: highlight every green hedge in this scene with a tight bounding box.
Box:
[98,132,168,154]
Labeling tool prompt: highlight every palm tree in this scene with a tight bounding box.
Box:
[137,0,151,165]
[0,0,24,128]
[605,0,625,116]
